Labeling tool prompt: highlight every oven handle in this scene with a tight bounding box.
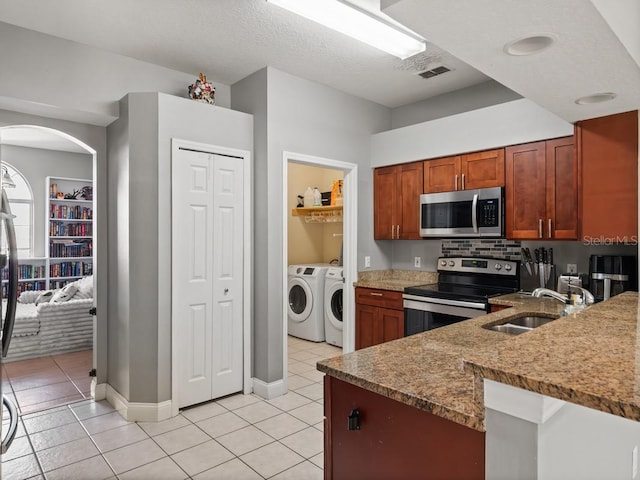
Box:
[403,299,487,319]
[403,294,486,310]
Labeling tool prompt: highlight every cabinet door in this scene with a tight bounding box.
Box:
[546,136,578,239]
[578,111,638,241]
[355,303,378,350]
[505,142,547,239]
[380,307,404,343]
[423,156,460,193]
[460,149,505,190]
[397,162,423,240]
[373,166,397,240]
[325,376,485,480]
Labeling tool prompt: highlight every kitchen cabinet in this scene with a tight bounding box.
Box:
[577,110,638,241]
[373,162,423,240]
[490,304,511,313]
[324,375,485,480]
[505,136,577,239]
[355,287,404,349]
[423,149,505,193]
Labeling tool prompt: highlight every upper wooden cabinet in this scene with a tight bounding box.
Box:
[505,136,578,240]
[374,161,423,240]
[423,149,505,193]
[577,111,638,242]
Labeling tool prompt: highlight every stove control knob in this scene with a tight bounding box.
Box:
[504,264,512,271]
[494,263,502,271]
[441,260,447,266]
[448,260,455,267]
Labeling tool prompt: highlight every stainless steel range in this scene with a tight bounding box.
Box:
[403,257,520,336]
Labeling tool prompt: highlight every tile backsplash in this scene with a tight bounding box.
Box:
[441,239,521,260]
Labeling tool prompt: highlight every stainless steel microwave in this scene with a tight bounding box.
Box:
[419,187,503,238]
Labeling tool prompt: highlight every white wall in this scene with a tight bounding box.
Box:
[2,145,92,257]
[372,98,574,167]
[0,22,231,127]
[391,80,522,130]
[232,67,391,383]
[107,93,252,404]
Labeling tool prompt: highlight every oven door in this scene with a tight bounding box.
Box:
[403,295,487,336]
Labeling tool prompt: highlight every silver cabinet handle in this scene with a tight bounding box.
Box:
[454,174,458,191]
[462,173,465,190]
[397,224,400,239]
[538,219,543,238]
[370,292,383,297]
[471,194,478,233]
[391,224,395,239]
[548,218,552,238]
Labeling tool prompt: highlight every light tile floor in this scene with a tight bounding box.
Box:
[1,336,341,479]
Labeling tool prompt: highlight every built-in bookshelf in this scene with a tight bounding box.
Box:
[1,177,94,298]
[46,176,93,289]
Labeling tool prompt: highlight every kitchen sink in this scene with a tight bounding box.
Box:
[484,314,560,335]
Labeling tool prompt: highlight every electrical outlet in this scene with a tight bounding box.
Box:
[632,445,638,479]
[414,256,421,268]
[364,256,371,268]
[567,264,578,274]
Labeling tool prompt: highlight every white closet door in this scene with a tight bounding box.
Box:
[211,155,243,398]
[173,149,243,409]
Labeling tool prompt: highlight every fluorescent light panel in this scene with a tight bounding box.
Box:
[267,0,425,59]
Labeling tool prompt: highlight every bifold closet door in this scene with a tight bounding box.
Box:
[173,148,244,409]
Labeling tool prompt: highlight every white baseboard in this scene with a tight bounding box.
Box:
[92,381,107,401]
[105,385,173,422]
[252,377,286,400]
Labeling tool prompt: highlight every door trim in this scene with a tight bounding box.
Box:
[170,138,252,417]
[282,151,358,393]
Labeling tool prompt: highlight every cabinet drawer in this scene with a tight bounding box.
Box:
[355,287,403,309]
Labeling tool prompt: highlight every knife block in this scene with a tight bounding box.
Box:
[520,264,556,292]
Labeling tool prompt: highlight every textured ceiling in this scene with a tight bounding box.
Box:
[384,0,640,122]
[0,0,490,110]
[0,0,637,154]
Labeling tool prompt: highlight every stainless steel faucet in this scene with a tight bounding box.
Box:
[532,286,595,305]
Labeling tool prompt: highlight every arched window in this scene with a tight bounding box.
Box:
[3,163,33,257]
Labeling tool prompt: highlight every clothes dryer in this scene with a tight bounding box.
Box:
[324,267,343,347]
[287,265,329,342]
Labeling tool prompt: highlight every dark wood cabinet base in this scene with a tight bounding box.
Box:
[324,376,485,480]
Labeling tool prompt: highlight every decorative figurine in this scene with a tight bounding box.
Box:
[188,72,216,105]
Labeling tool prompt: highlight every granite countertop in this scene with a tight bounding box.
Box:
[354,269,438,292]
[317,291,640,431]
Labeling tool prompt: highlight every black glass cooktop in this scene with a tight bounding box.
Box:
[404,283,517,303]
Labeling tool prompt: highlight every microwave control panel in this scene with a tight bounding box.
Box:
[477,198,499,227]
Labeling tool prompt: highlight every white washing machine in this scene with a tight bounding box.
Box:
[287,265,329,342]
[324,267,343,347]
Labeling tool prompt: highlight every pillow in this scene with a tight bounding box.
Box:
[35,290,56,306]
[50,284,78,303]
[19,290,41,304]
[71,275,93,299]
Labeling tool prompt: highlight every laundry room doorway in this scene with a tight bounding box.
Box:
[282,152,357,394]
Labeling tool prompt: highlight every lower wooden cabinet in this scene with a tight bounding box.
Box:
[355,287,404,350]
[324,375,485,480]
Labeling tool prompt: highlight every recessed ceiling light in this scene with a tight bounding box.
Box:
[504,34,556,56]
[575,92,617,105]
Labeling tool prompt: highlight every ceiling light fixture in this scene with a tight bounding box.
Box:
[575,92,617,105]
[504,34,556,56]
[266,0,426,59]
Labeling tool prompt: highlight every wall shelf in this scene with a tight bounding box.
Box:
[291,205,343,223]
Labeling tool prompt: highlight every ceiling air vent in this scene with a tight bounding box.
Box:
[418,66,451,79]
